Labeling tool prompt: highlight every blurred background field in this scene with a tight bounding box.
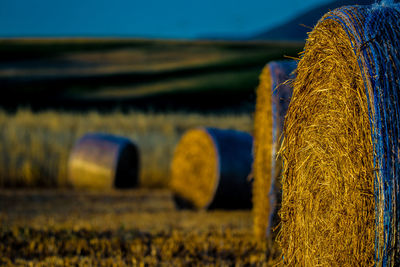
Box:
[0,38,294,265]
[0,109,252,188]
[0,39,302,112]
[0,39,301,189]
[0,36,291,265]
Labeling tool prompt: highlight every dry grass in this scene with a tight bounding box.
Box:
[0,109,252,188]
[278,18,374,266]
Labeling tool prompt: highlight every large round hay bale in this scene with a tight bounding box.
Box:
[279,4,400,266]
[252,60,296,240]
[170,127,253,210]
[68,133,139,189]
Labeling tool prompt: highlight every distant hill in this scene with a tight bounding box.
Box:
[0,39,303,112]
[252,0,397,41]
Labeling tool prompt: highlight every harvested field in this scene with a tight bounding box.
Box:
[0,189,279,266]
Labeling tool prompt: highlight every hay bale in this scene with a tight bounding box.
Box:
[170,127,253,210]
[252,61,296,240]
[279,4,400,266]
[68,133,139,189]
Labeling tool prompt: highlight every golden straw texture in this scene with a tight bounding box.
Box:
[253,61,295,241]
[170,128,218,209]
[253,65,273,240]
[278,17,375,266]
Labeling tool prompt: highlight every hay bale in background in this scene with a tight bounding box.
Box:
[279,4,400,266]
[252,61,296,240]
[68,133,139,189]
[170,128,253,210]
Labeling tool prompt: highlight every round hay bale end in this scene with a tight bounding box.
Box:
[68,133,139,190]
[253,61,296,240]
[279,4,400,266]
[170,127,253,210]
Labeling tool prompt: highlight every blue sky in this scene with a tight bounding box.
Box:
[0,0,333,38]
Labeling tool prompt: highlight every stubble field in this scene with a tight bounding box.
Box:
[0,189,279,266]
